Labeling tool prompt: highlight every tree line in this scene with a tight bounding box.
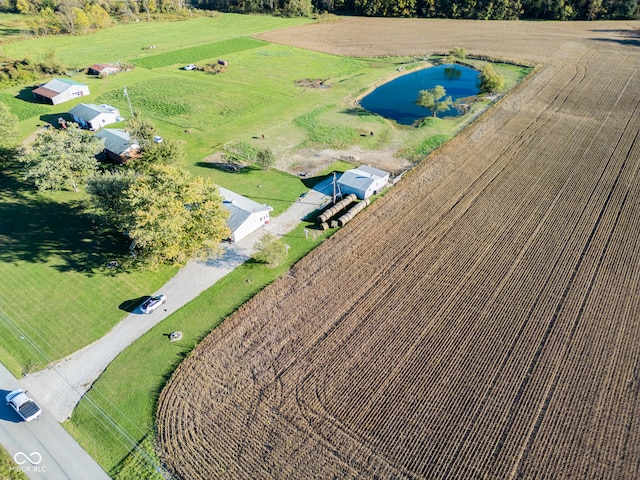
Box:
[193,0,638,19]
[1,0,636,33]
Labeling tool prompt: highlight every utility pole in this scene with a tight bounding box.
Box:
[123,85,134,117]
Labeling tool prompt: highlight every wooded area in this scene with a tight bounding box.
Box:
[193,0,638,19]
[1,0,637,32]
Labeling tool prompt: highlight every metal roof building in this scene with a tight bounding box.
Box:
[69,103,122,130]
[94,129,140,164]
[32,78,90,105]
[219,187,272,243]
[337,165,390,199]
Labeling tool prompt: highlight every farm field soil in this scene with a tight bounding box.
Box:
[157,18,640,479]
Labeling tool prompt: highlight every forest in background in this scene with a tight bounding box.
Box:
[0,0,637,35]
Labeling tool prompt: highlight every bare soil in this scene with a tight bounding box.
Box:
[157,18,640,480]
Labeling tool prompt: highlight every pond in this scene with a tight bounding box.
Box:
[359,64,480,125]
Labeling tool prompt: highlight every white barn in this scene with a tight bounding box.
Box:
[32,78,89,105]
[69,104,122,131]
[219,187,272,243]
[337,165,389,199]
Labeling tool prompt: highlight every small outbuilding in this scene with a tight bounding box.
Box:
[68,103,122,131]
[94,128,141,164]
[337,165,389,200]
[32,78,90,105]
[87,64,119,76]
[219,187,272,243]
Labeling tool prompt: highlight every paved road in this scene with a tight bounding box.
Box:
[20,177,335,422]
[0,363,110,480]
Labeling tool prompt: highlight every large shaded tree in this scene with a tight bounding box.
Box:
[479,63,505,93]
[22,124,102,192]
[89,164,230,267]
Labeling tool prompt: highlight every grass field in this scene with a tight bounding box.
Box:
[0,167,178,375]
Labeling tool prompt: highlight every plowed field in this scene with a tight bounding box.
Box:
[157,18,640,479]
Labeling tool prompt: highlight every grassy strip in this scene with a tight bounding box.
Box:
[0,445,28,480]
[133,38,267,69]
[0,93,49,121]
[64,220,335,476]
[398,133,449,162]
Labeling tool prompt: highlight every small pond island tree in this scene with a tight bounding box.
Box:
[417,85,453,118]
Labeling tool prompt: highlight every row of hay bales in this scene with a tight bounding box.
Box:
[317,194,357,224]
[319,197,371,230]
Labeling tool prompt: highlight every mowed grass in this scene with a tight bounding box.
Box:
[64,219,336,477]
[132,37,267,69]
[0,14,312,67]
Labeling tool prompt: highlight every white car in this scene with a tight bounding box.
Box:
[140,294,166,314]
[183,64,196,70]
[6,389,42,422]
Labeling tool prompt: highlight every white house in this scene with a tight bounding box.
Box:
[337,165,389,200]
[94,129,141,164]
[68,103,122,131]
[219,187,272,242]
[32,78,90,105]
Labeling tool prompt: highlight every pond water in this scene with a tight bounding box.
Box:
[359,64,480,125]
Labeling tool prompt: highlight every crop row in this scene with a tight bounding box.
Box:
[156,28,640,480]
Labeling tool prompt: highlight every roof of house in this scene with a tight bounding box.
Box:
[88,63,118,72]
[338,165,389,192]
[94,129,137,155]
[33,78,88,97]
[219,187,272,233]
[68,103,120,121]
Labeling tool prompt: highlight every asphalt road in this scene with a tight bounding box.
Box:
[0,363,110,480]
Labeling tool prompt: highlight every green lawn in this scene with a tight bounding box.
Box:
[0,167,178,375]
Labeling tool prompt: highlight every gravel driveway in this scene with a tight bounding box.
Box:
[21,177,335,422]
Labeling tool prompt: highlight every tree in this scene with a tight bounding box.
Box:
[108,164,230,267]
[282,0,313,16]
[252,232,287,268]
[22,124,102,192]
[417,85,453,117]
[86,169,137,226]
[127,114,157,143]
[131,138,185,170]
[443,47,465,67]
[479,63,505,93]
[256,148,276,171]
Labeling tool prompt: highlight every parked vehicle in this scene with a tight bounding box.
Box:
[141,294,167,314]
[6,389,42,422]
[183,64,196,70]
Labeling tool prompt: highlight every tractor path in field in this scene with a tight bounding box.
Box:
[20,177,335,422]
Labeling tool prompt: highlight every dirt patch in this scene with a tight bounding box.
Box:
[202,152,247,172]
[279,146,411,178]
[295,78,330,88]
